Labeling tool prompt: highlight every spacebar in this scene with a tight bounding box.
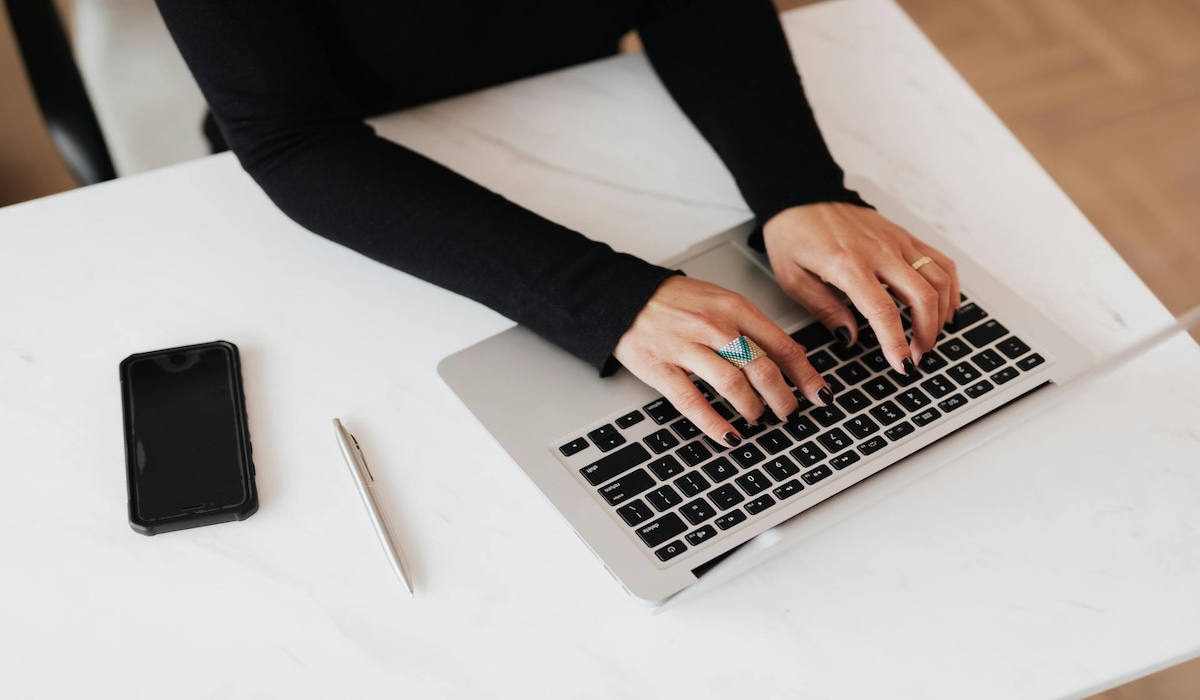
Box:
[579,443,651,486]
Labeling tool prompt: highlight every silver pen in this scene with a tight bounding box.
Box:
[333,418,414,597]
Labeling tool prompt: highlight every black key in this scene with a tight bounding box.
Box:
[703,436,729,454]
[938,393,968,413]
[712,401,734,420]
[835,388,872,414]
[745,495,777,515]
[646,484,683,512]
[889,368,921,387]
[912,408,942,427]
[655,540,687,561]
[869,400,905,426]
[680,498,717,525]
[757,429,793,455]
[730,416,766,439]
[964,320,1009,348]
[810,404,846,427]
[761,410,782,426]
[861,349,891,373]
[671,418,702,441]
[802,465,833,485]
[807,350,838,373]
[686,525,718,547]
[702,456,738,483]
[599,468,655,506]
[918,350,949,373]
[947,362,982,386]
[587,424,626,452]
[971,349,1005,372]
[831,342,865,361]
[817,428,852,453]
[773,480,804,499]
[762,456,800,481]
[791,322,835,350]
[824,375,846,394]
[559,438,589,457]
[857,327,880,349]
[938,338,972,361]
[730,444,766,468]
[858,436,887,455]
[945,302,987,333]
[885,421,915,441]
[736,469,771,496]
[715,510,747,530]
[783,415,819,441]
[648,455,685,480]
[830,451,861,470]
[863,376,898,401]
[996,336,1031,359]
[835,360,872,386]
[921,375,955,399]
[1017,353,1045,371]
[643,398,680,425]
[991,367,1020,385]
[580,443,651,486]
[896,388,932,412]
[637,513,687,547]
[692,380,715,401]
[616,499,653,526]
[676,441,712,467]
[790,441,826,467]
[844,415,880,439]
[709,484,746,510]
[644,429,680,454]
[674,472,711,497]
[965,380,994,399]
[615,411,644,429]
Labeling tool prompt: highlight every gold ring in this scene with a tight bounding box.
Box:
[910,256,934,271]
[715,335,766,370]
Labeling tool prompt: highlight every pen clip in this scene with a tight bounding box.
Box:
[350,434,374,482]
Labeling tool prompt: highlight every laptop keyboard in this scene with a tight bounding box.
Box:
[552,293,1050,566]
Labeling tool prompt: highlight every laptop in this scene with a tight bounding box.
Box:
[439,180,1091,603]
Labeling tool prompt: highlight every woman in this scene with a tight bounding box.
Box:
[156,0,958,448]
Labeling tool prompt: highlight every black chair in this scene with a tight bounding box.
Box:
[6,0,117,185]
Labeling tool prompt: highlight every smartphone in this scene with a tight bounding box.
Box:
[119,341,258,535]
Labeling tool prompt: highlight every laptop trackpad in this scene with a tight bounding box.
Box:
[677,240,813,331]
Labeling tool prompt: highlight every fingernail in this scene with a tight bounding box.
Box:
[835,326,852,348]
[902,358,917,376]
[724,432,742,447]
[817,386,833,406]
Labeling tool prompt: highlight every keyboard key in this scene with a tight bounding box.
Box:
[580,443,651,486]
[773,480,804,499]
[965,380,994,399]
[559,438,589,457]
[692,380,715,401]
[646,484,683,512]
[938,393,968,413]
[762,456,800,481]
[824,375,846,394]
[637,513,687,547]
[964,320,1008,348]
[810,404,846,427]
[863,376,898,401]
[744,495,777,516]
[703,436,729,453]
[790,441,826,467]
[918,350,948,373]
[885,421,915,441]
[817,428,852,453]
[643,398,680,425]
[615,411,644,429]
[599,469,655,506]
[715,510,748,530]
[835,360,872,386]
[831,342,865,361]
[791,322,835,350]
[712,401,734,420]
[655,540,687,561]
[945,302,987,333]
[912,408,942,427]
[802,465,833,485]
[702,456,739,483]
[617,499,653,526]
[1017,353,1045,371]
[586,424,626,452]
[835,388,872,414]
[757,429,793,455]
[736,469,771,496]
[708,483,746,510]
[889,368,921,387]
[971,349,1005,372]
[644,429,681,454]
[857,327,880,349]
[896,388,932,412]
[921,375,955,399]
[858,436,887,455]
[730,416,766,438]
[830,451,861,470]
[861,349,891,373]
[783,415,819,441]
[680,498,717,525]
[844,415,880,440]
[674,472,711,497]
[807,349,838,373]
[731,444,767,468]
[686,525,718,547]
[947,362,982,386]
[991,367,1020,385]
[671,418,702,441]
[938,338,971,361]
[676,441,712,467]
[648,455,685,480]
[996,336,1031,359]
[869,400,905,425]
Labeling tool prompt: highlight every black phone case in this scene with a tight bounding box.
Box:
[119,340,258,535]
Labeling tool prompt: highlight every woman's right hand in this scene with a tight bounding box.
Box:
[612,275,831,447]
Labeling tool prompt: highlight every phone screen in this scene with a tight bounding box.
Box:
[123,344,251,523]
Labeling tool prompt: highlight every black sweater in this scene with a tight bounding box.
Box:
[155,0,864,374]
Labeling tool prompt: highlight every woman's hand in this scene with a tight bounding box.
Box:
[763,202,960,375]
[612,276,830,447]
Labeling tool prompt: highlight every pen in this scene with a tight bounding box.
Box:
[332,418,414,597]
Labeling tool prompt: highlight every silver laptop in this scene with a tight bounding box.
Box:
[439,182,1091,603]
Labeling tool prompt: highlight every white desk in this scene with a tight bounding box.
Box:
[3,1,1199,698]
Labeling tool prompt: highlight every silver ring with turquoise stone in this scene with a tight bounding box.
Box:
[715,335,766,370]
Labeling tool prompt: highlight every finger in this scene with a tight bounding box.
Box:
[685,345,768,427]
[913,258,953,342]
[735,310,832,409]
[779,266,858,347]
[834,269,912,375]
[919,244,960,324]
[740,355,798,422]
[649,363,743,447]
[883,261,940,361]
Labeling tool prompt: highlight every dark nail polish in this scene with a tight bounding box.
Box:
[903,358,917,376]
[724,432,742,447]
[835,326,852,348]
[817,386,833,406]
